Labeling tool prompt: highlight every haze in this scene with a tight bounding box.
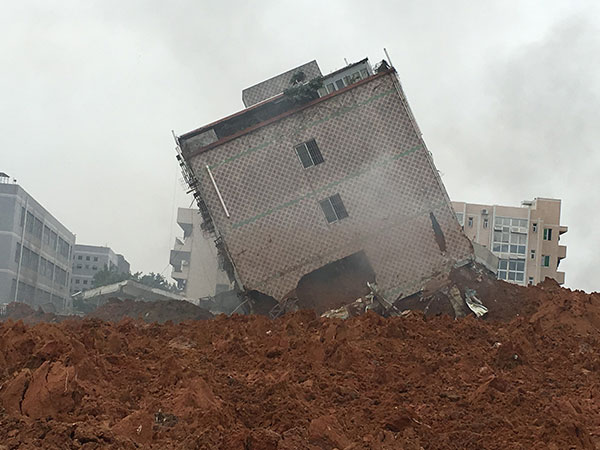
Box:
[2,0,598,292]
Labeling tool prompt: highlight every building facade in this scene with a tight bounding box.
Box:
[452,198,567,286]
[169,208,232,299]
[0,175,75,312]
[175,57,473,307]
[71,244,130,294]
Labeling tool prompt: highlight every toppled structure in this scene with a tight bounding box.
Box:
[174,57,473,313]
[73,279,195,312]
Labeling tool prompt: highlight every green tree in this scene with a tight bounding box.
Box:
[92,266,130,288]
[131,272,180,293]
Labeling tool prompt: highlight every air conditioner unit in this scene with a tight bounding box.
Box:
[181,260,189,266]
[481,209,489,215]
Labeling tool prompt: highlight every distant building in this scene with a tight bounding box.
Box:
[452,198,567,286]
[0,174,75,312]
[174,56,473,310]
[71,244,130,294]
[169,208,231,299]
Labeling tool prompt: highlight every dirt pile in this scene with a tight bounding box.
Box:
[0,281,599,449]
[0,302,67,324]
[87,298,214,323]
[394,264,543,321]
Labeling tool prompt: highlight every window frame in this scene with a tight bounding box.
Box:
[294,139,324,169]
[319,193,349,224]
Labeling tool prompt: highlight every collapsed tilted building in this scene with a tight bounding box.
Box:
[174,56,474,313]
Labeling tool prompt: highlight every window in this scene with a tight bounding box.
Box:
[543,228,552,241]
[319,194,349,223]
[492,217,528,255]
[92,266,98,270]
[483,218,488,228]
[93,256,98,262]
[78,255,82,260]
[497,259,525,283]
[467,217,473,227]
[532,223,537,232]
[455,212,464,227]
[15,243,21,263]
[32,217,43,240]
[76,264,82,269]
[542,255,550,267]
[83,280,88,285]
[528,277,534,285]
[75,279,80,284]
[335,79,345,90]
[86,256,90,261]
[295,139,324,168]
[530,249,536,259]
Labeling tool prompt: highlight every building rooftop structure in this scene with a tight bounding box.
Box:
[174,56,473,313]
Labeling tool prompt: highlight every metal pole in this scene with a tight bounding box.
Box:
[206,165,230,218]
[384,48,394,68]
[14,196,28,302]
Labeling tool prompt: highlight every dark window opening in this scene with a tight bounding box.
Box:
[295,139,324,168]
[295,250,375,314]
[320,194,348,223]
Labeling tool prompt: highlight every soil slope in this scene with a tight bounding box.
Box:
[0,281,599,449]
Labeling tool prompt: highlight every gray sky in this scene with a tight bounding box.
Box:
[2,1,599,292]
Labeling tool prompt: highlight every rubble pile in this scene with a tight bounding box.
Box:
[0,280,599,449]
[87,298,213,323]
[0,302,67,324]
[0,299,213,325]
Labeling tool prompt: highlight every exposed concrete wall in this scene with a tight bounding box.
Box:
[184,72,473,302]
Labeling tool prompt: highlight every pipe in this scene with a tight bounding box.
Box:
[206,165,230,218]
[14,196,28,303]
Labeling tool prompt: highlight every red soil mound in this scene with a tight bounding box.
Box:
[0,282,599,449]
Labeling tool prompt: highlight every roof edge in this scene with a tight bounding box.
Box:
[183,68,396,160]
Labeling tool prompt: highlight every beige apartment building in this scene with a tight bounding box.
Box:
[169,208,232,299]
[452,198,567,286]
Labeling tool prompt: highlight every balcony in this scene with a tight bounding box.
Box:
[558,245,567,260]
[170,247,190,268]
[554,271,565,285]
[177,208,194,237]
[171,263,189,280]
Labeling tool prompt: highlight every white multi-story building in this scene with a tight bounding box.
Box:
[452,198,567,286]
[70,244,130,294]
[0,173,75,312]
[169,208,232,299]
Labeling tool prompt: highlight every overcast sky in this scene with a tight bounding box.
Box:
[2,1,599,292]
